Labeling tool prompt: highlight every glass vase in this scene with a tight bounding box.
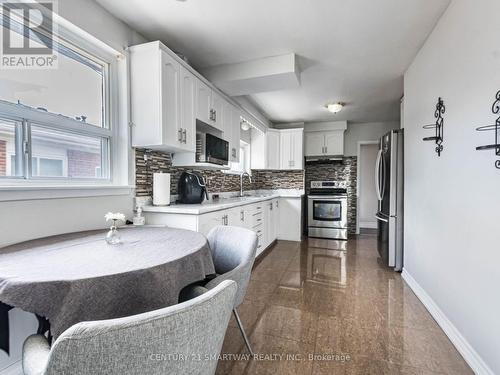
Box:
[105,221,121,245]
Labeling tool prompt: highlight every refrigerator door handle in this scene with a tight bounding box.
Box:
[375,149,383,201]
[375,212,389,223]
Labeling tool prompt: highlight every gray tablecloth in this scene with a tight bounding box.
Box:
[0,226,215,349]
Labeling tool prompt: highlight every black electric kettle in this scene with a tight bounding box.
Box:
[177,171,209,204]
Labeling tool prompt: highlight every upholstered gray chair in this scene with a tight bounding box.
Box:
[22,280,237,375]
[179,226,258,355]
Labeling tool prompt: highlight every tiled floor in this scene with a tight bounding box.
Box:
[216,235,473,375]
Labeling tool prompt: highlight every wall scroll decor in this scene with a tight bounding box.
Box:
[475,90,500,169]
[422,97,445,156]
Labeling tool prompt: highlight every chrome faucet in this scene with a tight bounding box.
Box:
[240,172,253,197]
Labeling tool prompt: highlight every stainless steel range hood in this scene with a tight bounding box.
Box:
[305,155,344,164]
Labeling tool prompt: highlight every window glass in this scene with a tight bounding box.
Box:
[31,125,108,179]
[0,118,21,177]
[0,22,106,127]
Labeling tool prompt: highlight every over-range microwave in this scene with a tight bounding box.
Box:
[196,132,229,166]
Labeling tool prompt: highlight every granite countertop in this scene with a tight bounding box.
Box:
[142,189,304,215]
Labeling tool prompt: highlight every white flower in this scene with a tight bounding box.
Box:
[105,212,126,223]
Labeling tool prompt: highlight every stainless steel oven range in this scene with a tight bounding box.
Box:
[307,181,348,240]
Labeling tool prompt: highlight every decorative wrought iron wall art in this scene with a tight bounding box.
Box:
[422,97,445,156]
[475,90,500,169]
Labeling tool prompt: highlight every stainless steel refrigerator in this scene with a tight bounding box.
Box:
[375,129,404,271]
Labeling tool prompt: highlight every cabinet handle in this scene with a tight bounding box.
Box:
[178,128,182,142]
[270,202,273,211]
[276,201,279,208]
[182,129,187,143]
[214,110,217,122]
[240,210,244,221]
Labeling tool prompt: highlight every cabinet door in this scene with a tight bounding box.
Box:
[160,51,181,147]
[198,211,224,237]
[211,92,225,131]
[266,130,281,169]
[273,199,279,240]
[228,207,245,227]
[277,198,302,241]
[324,131,344,155]
[290,130,304,169]
[179,66,196,151]
[196,79,212,125]
[230,107,241,162]
[280,131,292,169]
[222,101,233,142]
[305,132,325,156]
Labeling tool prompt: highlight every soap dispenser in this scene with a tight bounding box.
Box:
[132,206,146,226]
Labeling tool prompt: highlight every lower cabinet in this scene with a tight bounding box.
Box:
[143,197,302,257]
[277,197,303,241]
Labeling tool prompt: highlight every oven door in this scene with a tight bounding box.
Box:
[308,196,347,228]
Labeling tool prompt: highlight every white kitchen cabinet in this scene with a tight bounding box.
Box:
[264,199,279,248]
[143,198,289,258]
[305,130,344,156]
[324,131,343,155]
[278,197,303,241]
[266,129,281,170]
[230,107,241,162]
[227,206,244,227]
[280,128,304,170]
[179,66,196,151]
[196,79,212,126]
[251,128,302,170]
[305,132,326,157]
[211,91,225,131]
[195,79,224,131]
[131,45,191,152]
[224,103,241,163]
[198,210,226,237]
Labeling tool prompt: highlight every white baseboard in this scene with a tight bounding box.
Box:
[0,362,21,375]
[402,269,494,375]
[359,221,377,229]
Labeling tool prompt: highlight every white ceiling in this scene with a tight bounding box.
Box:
[97,0,450,124]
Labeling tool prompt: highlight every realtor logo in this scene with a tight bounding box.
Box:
[1,0,58,69]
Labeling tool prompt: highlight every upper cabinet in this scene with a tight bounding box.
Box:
[266,129,281,170]
[196,80,224,131]
[251,128,303,170]
[130,41,264,160]
[179,65,196,151]
[130,45,193,152]
[223,102,241,162]
[280,128,304,170]
[196,79,212,126]
[305,130,344,156]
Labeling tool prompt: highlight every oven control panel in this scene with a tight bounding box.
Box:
[310,181,347,189]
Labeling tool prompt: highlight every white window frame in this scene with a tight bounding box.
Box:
[0,4,132,199]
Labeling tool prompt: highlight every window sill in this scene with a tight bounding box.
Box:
[0,184,134,202]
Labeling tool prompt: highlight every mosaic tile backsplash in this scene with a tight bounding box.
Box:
[304,157,358,234]
[135,149,305,197]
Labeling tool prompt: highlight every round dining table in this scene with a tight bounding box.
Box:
[0,226,215,355]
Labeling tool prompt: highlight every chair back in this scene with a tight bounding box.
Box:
[205,226,258,308]
[43,280,237,375]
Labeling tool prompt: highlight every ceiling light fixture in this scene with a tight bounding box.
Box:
[326,102,344,114]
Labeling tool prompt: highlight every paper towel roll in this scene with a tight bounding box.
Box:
[153,173,171,206]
